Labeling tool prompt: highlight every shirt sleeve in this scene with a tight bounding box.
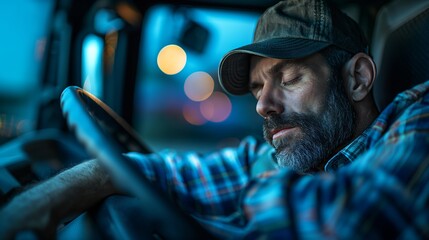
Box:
[235,98,429,239]
[124,136,265,218]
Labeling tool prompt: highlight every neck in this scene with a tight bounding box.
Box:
[354,101,380,139]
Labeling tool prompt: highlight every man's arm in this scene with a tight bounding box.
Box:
[124,136,261,217]
[0,159,117,239]
[0,136,263,239]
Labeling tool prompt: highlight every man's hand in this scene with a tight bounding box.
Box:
[0,191,58,239]
[0,159,117,239]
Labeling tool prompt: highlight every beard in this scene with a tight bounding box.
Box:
[263,75,356,174]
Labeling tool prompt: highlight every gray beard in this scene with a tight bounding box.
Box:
[263,77,356,174]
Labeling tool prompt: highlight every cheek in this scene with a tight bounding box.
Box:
[307,85,328,112]
[288,83,328,114]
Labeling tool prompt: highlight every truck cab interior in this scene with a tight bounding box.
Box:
[0,0,428,238]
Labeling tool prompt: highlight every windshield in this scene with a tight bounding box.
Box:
[133,4,263,153]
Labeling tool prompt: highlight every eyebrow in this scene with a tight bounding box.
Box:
[268,60,304,76]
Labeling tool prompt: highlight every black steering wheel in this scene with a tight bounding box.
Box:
[60,86,212,239]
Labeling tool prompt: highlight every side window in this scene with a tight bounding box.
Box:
[0,1,54,143]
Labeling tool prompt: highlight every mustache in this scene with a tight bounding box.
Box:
[263,113,317,140]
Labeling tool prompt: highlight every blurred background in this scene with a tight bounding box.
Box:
[134,4,263,152]
[0,0,272,154]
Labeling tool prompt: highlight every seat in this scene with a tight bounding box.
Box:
[371,0,429,111]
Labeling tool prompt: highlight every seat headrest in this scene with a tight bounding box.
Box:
[371,0,429,110]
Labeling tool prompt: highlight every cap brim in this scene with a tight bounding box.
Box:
[219,38,331,95]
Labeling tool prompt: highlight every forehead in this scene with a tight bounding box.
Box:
[249,53,327,80]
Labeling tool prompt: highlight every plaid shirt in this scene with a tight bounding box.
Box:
[126,80,429,239]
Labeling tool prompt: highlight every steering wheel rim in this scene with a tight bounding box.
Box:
[60,86,212,239]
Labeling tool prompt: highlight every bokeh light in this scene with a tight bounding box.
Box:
[200,91,232,122]
[183,103,207,125]
[157,44,187,75]
[82,34,103,98]
[184,71,214,102]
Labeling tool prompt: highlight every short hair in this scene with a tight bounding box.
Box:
[320,46,375,99]
[320,46,353,77]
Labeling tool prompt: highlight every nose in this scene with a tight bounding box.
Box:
[256,86,285,118]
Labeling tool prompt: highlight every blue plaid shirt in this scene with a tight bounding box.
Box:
[126,81,429,239]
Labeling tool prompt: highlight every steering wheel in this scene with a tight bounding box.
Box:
[60,86,212,239]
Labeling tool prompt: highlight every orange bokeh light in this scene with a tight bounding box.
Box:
[157,44,187,75]
[183,103,207,125]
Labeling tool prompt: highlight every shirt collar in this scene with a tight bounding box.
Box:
[324,129,371,172]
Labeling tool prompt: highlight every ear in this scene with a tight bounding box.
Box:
[343,53,376,102]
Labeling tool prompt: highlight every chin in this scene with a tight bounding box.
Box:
[274,149,324,174]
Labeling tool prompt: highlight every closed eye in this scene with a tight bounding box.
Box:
[281,76,301,87]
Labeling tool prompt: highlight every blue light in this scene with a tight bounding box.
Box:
[82,34,104,99]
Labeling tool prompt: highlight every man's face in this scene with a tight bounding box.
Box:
[249,54,355,174]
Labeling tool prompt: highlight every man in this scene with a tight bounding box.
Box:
[1,0,429,238]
